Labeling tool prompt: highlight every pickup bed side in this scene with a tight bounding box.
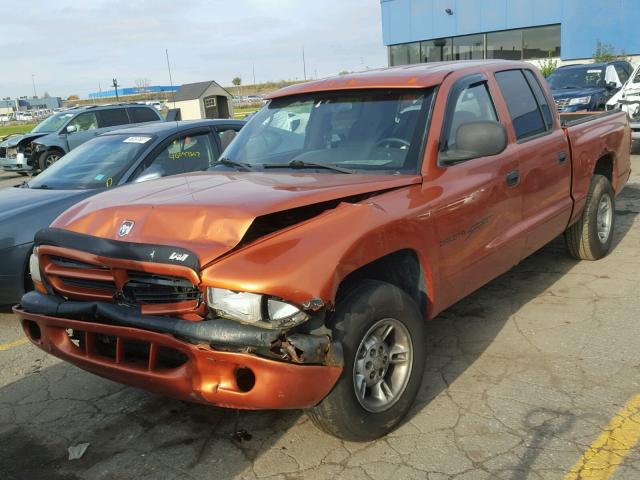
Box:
[561,111,632,225]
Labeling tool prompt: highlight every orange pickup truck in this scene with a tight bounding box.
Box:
[16,61,631,441]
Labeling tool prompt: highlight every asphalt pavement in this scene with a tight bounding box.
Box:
[1,157,640,480]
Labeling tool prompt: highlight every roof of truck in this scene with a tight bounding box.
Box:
[267,60,529,99]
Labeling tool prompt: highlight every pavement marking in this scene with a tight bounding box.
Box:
[564,393,640,480]
[0,337,28,351]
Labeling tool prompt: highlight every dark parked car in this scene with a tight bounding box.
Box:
[547,61,632,112]
[0,103,163,174]
[0,119,244,305]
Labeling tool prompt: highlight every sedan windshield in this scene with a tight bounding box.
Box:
[31,112,75,133]
[547,67,604,90]
[221,89,434,174]
[28,134,152,190]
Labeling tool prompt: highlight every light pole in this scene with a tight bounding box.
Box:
[112,78,119,101]
[31,74,37,98]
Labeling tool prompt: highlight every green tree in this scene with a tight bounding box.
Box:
[232,76,242,97]
[538,51,559,78]
[593,41,616,63]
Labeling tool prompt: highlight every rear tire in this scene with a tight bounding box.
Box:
[565,174,615,260]
[307,280,425,441]
[38,150,63,171]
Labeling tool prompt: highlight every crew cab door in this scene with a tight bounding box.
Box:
[428,73,523,309]
[493,69,572,259]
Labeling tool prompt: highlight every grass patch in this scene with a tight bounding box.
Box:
[0,124,35,138]
[233,106,260,119]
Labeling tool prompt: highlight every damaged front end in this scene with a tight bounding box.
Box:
[15,230,343,410]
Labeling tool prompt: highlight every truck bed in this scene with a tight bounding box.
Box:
[559,109,621,127]
[561,108,631,224]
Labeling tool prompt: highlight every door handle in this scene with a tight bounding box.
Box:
[557,152,567,165]
[505,170,519,187]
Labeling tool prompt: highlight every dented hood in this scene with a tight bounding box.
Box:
[52,171,421,265]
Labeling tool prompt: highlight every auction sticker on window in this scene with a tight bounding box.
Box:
[123,136,152,144]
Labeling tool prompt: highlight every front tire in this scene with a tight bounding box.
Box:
[38,150,62,171]
[307,280,425,441]
[565,174,615,260]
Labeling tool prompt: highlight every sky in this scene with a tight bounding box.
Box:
[0,0,387,99]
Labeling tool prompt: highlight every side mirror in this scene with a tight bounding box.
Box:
[606,81,619,90]
[66,125,77,134]
[440,121,508,165]
[134,165,166,183]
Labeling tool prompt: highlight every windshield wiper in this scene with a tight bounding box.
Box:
[211,157,254,172]
[263,159,355,174]
[30,184,51,190]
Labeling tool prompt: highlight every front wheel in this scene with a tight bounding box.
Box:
[38,150,62,171]
[565,174,615,260]
[307,280,425,441]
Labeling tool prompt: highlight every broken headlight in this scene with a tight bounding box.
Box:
[5,147,18,158]
[206,288,309,330]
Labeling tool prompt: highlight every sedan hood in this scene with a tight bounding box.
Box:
[551,87,603,100]
[0,187,95,249]
[53,171,422,265]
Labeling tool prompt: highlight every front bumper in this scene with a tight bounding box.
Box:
[14,294,343,410]
[0,155,33,172]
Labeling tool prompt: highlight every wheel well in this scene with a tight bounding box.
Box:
[594,154,614,184]
[336,249,428,317]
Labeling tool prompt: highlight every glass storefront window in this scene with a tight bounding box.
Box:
[421,38,453,62]
[389,44,408,66]
[389,24,560,65]
[487,29,522,60]
[452,34,484,60]
[523,25,560,59]
[389,42,421,66]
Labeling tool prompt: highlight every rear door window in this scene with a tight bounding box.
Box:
[215,125,243,153]
[128,107,160,123]
[98,108,130,127]
[523,70,553,130]
[495,70,547,140]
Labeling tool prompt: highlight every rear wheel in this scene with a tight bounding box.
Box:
[38,150,63,171]
[565,174,615,260]
[307,280,425,441]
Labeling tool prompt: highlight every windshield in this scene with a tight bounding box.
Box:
[28,134,152,190]
[547,67,604,90]
[221,89,434,174]
[31,112,75,133]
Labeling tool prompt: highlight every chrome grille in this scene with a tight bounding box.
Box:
[555,98,570,111]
